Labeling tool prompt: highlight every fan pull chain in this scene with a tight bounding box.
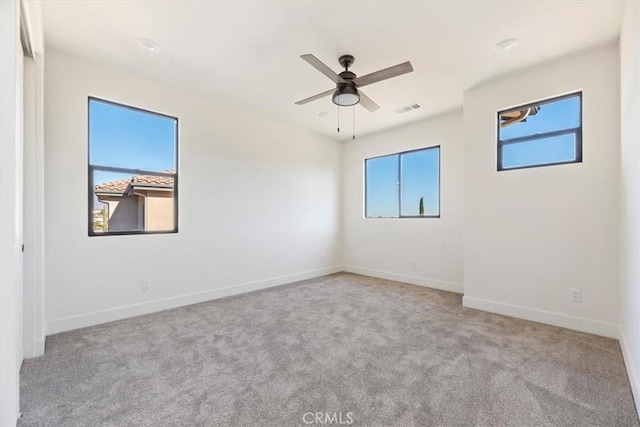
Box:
[352,105,356,140]
[337,105,340,133]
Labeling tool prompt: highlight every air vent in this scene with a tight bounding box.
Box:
[394,103,422,114]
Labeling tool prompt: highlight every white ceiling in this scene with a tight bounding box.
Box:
[42,1,624,141]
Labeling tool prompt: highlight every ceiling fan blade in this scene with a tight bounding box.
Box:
[295,88,335,105]
[358,90,380,112]
[300,54,344,84]
[354,61,413,87]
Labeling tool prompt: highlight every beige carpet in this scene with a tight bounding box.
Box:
[20,273,639,426]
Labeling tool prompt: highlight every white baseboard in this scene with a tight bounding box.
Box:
[34,338,45,357]
[47,266,342,335]
[342,265,464,294]
[462,295,619,339]
[22,337,46,359]
[27,338,45,359]
[619,328,640,420]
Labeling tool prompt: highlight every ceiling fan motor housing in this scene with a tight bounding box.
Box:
[338,70,356,82]
[338,54,355,70]
[335,59,359,107]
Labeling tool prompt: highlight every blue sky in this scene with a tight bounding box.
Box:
[89,99,177,186]
[366,94,580,217]
[90,95,578,217]
[366,147,440,218]
[500,95,580,169]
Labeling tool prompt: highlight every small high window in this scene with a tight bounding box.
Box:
[88,98,178,236]
[365,146,440,218]
[497,92,582,171]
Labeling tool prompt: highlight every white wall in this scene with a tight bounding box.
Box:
[619,0,640,417]
[23,52,46,359]
[44,51,342,334]
[24,11,640,420]
[463,45,620,338]
[1,0,23,424]
[342,112,464,293]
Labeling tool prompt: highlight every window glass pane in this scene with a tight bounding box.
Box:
[92,170,175,233]
[498,93,581,170]
[366,155,399,218]
[502,133,576,170]
[89,99,177,171]
[400,148,440,216]
[499,95,580,141]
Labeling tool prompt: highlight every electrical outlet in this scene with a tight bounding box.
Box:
[141,279,151,291]
[320,255,325,264]
[410,260,416,268]
[570,288,581,302]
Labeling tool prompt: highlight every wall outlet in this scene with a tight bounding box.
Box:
[410,260,416,268]
[320,255,325,264]
[141,279,151,291]
[570,288,581,302]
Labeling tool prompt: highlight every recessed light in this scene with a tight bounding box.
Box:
[137,38,161,53]
[494,38,519,52]
[318,111,332,118]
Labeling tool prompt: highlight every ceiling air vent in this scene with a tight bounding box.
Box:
[394,103,422,114]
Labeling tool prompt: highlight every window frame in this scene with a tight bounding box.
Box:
[496,91,583,172]
[87,96,179,237]
[364,145,441,219]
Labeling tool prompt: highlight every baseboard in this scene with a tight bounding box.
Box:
[25,338,45,359]
[342,265,464,294]
[22,336,46,359]
[462,296,619,338]
[619,328,640,420]
[47,266,342,335]
[34,338,45,357]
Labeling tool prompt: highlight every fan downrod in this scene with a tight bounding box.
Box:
[339,55,355,70]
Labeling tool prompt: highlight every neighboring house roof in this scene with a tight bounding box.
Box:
[95,170,175,197]
[499,106,541,128]
[95,178,131,194]
[132,173,174,187]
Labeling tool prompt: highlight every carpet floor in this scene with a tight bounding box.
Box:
[20,273,639,426]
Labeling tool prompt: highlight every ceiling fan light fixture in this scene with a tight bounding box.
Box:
[332,85,360,107]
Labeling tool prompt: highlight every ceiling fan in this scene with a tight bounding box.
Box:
[295,54,414,112]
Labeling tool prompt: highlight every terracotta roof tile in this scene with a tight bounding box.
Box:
[95,170,175,195]
[94,178,131,194]
[132,170,175,187]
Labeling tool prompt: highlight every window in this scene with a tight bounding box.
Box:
[365,146,440,218]
[88,98,178,236]
[497,92,582,171]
